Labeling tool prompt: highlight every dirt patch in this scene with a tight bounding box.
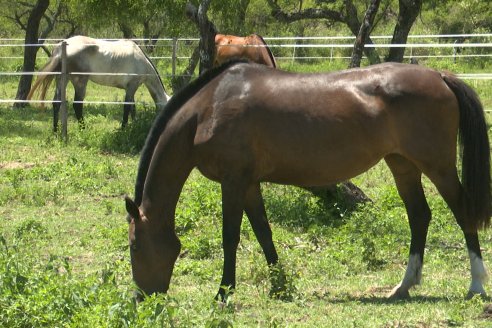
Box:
[479,303,492,320]
[0,161,36,169]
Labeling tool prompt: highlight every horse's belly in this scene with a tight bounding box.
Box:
[89,75,130,89]
[260,147,386,187]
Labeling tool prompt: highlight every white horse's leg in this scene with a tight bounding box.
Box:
[52,78,61,132]
[72,77,88,127]
[123,85,138,127]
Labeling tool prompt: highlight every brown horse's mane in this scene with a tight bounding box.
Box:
[252,34,277,68]
[133,59,249,206]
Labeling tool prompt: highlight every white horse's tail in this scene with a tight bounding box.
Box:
[27,49,62,108]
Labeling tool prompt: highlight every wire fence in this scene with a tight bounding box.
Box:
[0,34,491,107]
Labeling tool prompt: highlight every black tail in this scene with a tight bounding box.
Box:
[442,73,491,230]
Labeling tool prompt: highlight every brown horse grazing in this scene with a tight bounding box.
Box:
[214,34,277,68]
[125,60,491,302]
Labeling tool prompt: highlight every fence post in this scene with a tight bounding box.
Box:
[60,40,68,141]
[172,38,178,80]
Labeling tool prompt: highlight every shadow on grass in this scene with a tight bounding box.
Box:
[264,182,370,232]
[0,104,156,155]
[0,106,50,139]
[330,294,449,305]
[325,293,492,305]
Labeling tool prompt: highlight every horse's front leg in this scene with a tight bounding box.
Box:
[217,178,248,301]
[73,83,87,129]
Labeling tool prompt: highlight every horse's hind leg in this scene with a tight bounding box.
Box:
[244,184,287,298]
[73,79,88,128]
[52,85,61,132]
[385,154,432,299]
[425,166,488,298]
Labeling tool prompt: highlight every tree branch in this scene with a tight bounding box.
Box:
[349,0,381,68]
[267,0,344,22]
[267,0,381,64]
[186,1,217,73]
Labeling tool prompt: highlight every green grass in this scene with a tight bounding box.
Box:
[1,74,492,327]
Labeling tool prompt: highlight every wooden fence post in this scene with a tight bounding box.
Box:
[60,40,68,141]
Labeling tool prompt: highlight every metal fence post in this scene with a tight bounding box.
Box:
[172,38,178,80]
[60,40,68,141]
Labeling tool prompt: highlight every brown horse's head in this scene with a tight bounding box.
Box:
[125,196,181,299]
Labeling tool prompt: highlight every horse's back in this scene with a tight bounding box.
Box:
[62,36,151,87]
[188,62,459,185]
[214,34,276,68]
[64,36,145,69]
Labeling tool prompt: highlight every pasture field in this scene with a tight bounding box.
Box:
[1,65,492,327]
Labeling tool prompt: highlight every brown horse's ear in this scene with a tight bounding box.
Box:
[125,195,141,222]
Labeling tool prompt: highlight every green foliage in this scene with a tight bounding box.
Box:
[2,59,492,326]
[100,108,157,154]
[424,0,492,34]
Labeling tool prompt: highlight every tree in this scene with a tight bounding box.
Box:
[12,0,50,107]
[266,0,423,65]
[185,1,217,74]
[350,0,381,68]
[2,0,74,107]
[386,0,422,62]
[66,0,191,47]
[266,0,384,64]
[424,0,492,35]
[209,0,251,34]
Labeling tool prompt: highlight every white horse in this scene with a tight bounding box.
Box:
[28,35,171,131]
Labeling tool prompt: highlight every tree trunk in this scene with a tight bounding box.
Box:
[119,22,135,39]
[267,0,381,65]
[185,1,217,74]
[349,0,381,68]
[236,0,251,34]
[386,0,423,62]
[343,0,381,65]
[171,46,200,93]
[14,0,50,108]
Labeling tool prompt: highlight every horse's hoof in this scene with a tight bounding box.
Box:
[215,286,234,303]
[466,290,487,300]
[387,286,410,300]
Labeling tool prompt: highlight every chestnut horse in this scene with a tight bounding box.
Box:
[214,34,277,68]
[125,61,490,301]
[28,36,171,131]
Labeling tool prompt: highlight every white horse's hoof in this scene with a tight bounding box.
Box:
[387,286,410,300]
